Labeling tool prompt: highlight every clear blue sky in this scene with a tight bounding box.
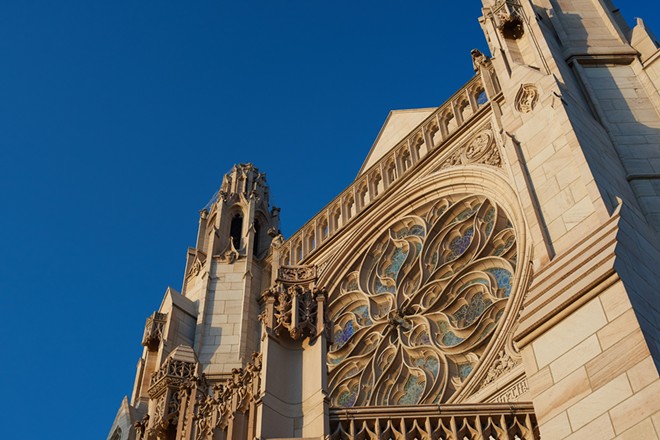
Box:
[0,1,656,438]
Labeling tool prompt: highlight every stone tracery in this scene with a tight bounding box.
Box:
[327,195,518,407]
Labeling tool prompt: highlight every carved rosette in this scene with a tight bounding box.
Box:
[327,195,518,407]
[262,264,328,341]
[439,130,502,169]
[515,84,539,113]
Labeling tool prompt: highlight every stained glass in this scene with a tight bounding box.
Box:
[477,90,488,106]
[448,227,474,259]
[383,247,407,279]
[346,278,359,292]
[398,375,425,405]
[458,363,473,379]
[328,196,518,407]
[352,305,372,325]
[484,207,496,237]
[337,384,359,407]
[334,320,355,348]
[486,268,512,297]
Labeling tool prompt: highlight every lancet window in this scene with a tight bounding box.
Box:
[444,111,457,133]
[230,213,243,250]
[458,98,473,121]
[345,196,355,220]
[386,160,397,185]
[306,230,316,252]
[357,184,368,209]
[319,218,329,241]
[370,171,383,198]
[400,148,412,172]
[476,87,488,107]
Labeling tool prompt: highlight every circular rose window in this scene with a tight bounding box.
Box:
[327,195,518,407]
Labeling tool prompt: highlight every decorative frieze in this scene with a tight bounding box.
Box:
[438,129,503,169]
[277,265,317,283]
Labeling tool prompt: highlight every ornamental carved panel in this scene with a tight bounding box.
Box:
[327,195,518,407]
[437,129,502,170]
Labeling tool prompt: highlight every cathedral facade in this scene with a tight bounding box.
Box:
[108,0,660,439]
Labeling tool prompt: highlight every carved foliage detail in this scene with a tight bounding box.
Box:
[193,353,263,440]
[482,349,521,387]
[327,195,518,407]
[439,130,502,169]
[263,264,328,341]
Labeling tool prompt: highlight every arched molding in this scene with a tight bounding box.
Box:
[317,167,533,406]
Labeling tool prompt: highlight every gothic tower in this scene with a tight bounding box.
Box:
[108,1,660,439]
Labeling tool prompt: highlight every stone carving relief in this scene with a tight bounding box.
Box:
[438,129,502,169]
[492,0,525,39]
[135,352,263,440]
[471,48,491,72]
[262,265,328,341]
[515,84,539,113]
[187,250,207,278]
[278,265,317,283]
[327,195,518,407]
[482,348,520,387]
[193,353,262,440]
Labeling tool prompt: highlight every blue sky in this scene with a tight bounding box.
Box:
[0,1,657,438]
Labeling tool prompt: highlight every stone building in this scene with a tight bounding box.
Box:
[107,0,660,439]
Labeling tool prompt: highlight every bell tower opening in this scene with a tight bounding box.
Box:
[253,219,261,255]
[230,213,243,250]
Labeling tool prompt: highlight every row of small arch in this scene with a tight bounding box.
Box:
[280,75,496,266]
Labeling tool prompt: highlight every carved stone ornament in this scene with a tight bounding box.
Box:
[278,265,317,283]
[263,283,328,341]
[471,48,491,72]
[141,312,167,351]
[187,250,207,277]
[481,348,521,387]
[515,84,539,113]
[439,129,502,169]
[492,0,525,39]
[193,353,263,440]
[328,195,518,407]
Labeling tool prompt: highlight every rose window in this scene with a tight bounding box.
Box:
[327,195,517,407]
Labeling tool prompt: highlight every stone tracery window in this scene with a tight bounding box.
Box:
[327,194,518,407]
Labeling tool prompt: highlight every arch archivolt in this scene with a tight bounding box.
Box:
[315,169,532,408]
